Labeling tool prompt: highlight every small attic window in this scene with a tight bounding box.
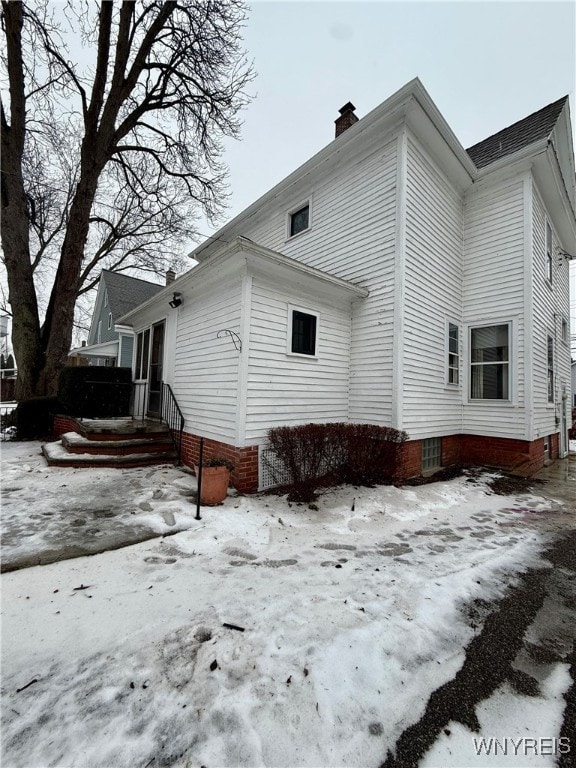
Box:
[104,289,108,307]
[108,312,112,331]
[289,204,310,238]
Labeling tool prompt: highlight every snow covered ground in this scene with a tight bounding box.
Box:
[0,441,573,767]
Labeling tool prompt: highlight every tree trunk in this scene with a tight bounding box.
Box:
[1,1,43,401]
[37,166,101,397]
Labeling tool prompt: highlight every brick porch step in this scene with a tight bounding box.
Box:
[42,440,178,469]
[69,417,170,442]
[61,431,174,456]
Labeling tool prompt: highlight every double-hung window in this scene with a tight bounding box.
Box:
[547,335,554,402]
[470,324,510,400]
[448,323,459,384]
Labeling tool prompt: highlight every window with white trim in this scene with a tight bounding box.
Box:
[470,323,510,400]
[447,323,459,384]
[288,203,310,237]
[104,289,108,307]
[545,219,553,283]
[135,328,151,379]
[107,312,112,330]
[288,307,318,356]
[561,318,568,344]
[97,320,102,344]
[547,335,554,402]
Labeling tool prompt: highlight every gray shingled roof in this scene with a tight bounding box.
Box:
[102,270,163,321]
[466,96,568,169]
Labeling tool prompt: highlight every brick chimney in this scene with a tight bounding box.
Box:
[165,269,176,285]
[335,102,358,138]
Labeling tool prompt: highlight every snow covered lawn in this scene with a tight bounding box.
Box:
[0,441,572,767]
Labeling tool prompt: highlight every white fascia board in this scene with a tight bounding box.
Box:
[474,139,549,180]
[407,84,478,183]
[188,81,434,264]
[69,339,119,357]
[189,79,480,266]
[533,147,576,253]
[117,237,368,326]
[237,238,370,299]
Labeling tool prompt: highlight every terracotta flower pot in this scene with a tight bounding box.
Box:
[195,464,231,505]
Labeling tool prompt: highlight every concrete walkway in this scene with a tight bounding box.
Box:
[533,453,576,513]
[1,441,202,573]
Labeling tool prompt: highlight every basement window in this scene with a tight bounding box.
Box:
[422,437,442,472]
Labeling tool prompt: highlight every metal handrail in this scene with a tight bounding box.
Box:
[160,382,185,462]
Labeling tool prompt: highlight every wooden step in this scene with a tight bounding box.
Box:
[42,441,178,469]
[61,431,174,456]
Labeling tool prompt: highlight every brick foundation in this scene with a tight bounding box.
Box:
[397,433,552,480]
[53,414,79,437]
[180,431,259,494]
[53,415,560,491]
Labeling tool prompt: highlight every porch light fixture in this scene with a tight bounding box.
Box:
[169,292,182,308]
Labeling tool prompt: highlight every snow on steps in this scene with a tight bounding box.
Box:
[43,433,178,469]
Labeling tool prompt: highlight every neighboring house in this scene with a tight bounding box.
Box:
[115,78,575,492]
[70,270,166,367]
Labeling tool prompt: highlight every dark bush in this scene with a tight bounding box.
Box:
[16,396,62,439]
[58,366,133,418]
[340,424,408,485]
[265,422,408,502]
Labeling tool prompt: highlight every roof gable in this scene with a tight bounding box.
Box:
[466,96,568,169]
[101,270,163,321]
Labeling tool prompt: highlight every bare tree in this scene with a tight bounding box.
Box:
[1,0,253,399]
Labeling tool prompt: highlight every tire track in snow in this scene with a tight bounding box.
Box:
[381,529,576,768]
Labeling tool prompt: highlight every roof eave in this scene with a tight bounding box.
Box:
[118,236,369,326]
[473,137,550,178]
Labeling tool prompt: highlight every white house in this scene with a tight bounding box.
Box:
[116,79,575,491]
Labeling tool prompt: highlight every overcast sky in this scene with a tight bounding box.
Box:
[199,0,576,342]
[208,0,575,227]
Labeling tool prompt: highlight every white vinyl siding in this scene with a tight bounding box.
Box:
[173,277,243,443]
[402,135,464,437]
[462,179,526,438]
[531,186,572,438]
[236,139,399,426]
[245,277,352,442]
